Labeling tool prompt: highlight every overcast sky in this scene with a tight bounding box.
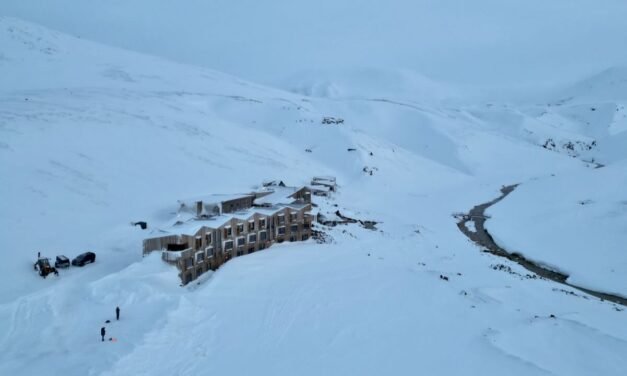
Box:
[2,0,626,89]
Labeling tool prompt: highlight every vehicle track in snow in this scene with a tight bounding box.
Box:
[457,184,627,307]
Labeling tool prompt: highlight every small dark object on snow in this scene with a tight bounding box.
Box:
[101,327,106,342]
[549,314,556,318]
[116,306,120,321]
[105,320,111,323]
[439,275,449,281]
[305,149,312,153]
[133,221,147,230]
[55,255,70,268]
[369,152,373,156]
[322,117,344,125]
[72,251,96,267]
[347,148,356,152]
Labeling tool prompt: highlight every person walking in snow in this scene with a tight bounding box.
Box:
[116,306,120,321]
[101,327,106,342]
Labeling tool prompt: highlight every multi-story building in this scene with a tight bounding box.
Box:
[143,185,313,285]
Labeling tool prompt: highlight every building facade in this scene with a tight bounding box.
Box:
[144,190,314,285]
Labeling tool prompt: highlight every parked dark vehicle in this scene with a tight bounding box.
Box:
[72,252,96,266]
[55,255,70,268]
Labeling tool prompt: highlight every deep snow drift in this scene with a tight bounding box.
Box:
[0,15,626,376]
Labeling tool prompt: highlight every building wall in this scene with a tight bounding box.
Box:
[221,196,254,214]
[174,205,312,285]
[291,187,312,204]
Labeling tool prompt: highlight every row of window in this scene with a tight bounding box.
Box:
[189,229,311,267]
[223,230,269,251]
[225,218,269,237]
[277,224,304,236]
[195,221,311,251]
[221,214,308,237]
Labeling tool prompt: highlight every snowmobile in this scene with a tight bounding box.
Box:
[34,257,58,278]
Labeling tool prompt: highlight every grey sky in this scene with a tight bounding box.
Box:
[2,0,626,88]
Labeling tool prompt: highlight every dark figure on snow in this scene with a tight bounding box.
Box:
[116,306,120,321]
[37,251,40,259]
[101,327,106,342]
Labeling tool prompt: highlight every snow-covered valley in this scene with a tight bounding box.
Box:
[0,8,626,376]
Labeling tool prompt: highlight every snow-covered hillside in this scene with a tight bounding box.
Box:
[0,15,626,376]
[487,161,627,297]
[3,0,627,89]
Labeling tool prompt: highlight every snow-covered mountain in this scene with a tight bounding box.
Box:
[3,0,627,88]
[0,12,626,376]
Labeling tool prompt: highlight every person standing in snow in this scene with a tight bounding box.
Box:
[116,306,120,321]
[101,327,106,342]
[37,251,40,259]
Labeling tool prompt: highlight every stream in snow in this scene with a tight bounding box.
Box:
[457,185,627,307]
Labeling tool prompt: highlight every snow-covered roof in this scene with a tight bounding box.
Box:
[177,193,254,207]
[254,186,300,205]
[155,203,310,237]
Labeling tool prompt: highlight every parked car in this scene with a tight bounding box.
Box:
[55,255,70,268]
[72,252,96,267]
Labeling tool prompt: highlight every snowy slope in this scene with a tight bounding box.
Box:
[484,68,627,296]
[487,161,627,296]
[0,16,626,376]
[3,0,627,89]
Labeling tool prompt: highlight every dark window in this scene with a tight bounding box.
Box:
[237,237,245,246]
[224,240,233,250]
[278,215,285,225]
[237,224,244,234]
[259,231,267,241]
[302,235,309,241]
[278,226,286,235]
[184,258,193,269]
[195,237,202,249]
[248,221,255,231]
[259,219,266,228]
[304,223,311,229]
[290,213,297,221]
[290,236,296,242]
[225,227,232,237]
[248,247,255,254]
[236,250,244,257]
[167,243,188,251]
[248,234,257,243]
[291,225,298,233]
[259,243,266,250]
[206,247,214,257]
[205,233,212,244]
[196,252,205,263]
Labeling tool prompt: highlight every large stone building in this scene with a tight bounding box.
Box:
[143,185,313,285]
